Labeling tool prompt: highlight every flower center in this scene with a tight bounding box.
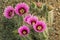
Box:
[31,21,36,25]
[36,26,42,31]
[8,10,13,16]
[32,22,36,25]
[22,30,27,35]
[19,8,25,14]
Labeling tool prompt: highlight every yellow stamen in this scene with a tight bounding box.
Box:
[32,21,36,25]
[20,9,24,14]
[37,26,42,30]
[23,31,26,35]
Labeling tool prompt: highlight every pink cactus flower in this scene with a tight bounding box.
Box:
[24,14,31,23]
[3,6,14,19]
[33,21,46,32]
[27,16,38,25]
[15,2,29,16]
[18,25,30,36]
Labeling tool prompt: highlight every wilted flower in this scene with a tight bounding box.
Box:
[18,25,30,36]
[27,16,38,25]
[3,6,14,19]
[33,21,46,32]
[15,2,29,16]
[24,14,31,22]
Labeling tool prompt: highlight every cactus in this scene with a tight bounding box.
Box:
[0,0,55,40]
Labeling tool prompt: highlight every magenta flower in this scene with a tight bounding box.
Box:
[3,6,14,19]
[24,14,31,22]
[18,25,30,36]
[15,2,29,16]
[33,21,46,32]
[27,16,38,25]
